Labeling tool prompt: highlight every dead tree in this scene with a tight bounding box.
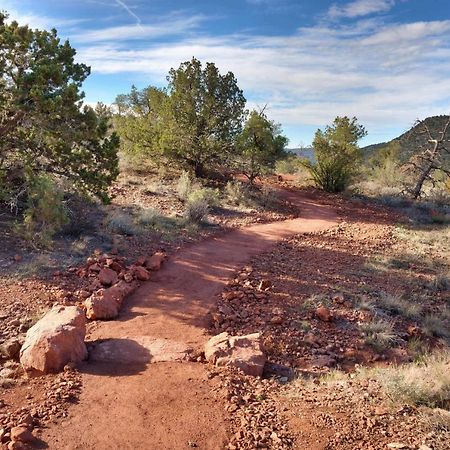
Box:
[406,115,450,199]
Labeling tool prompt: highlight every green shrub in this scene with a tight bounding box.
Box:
[184,198,209,223]
[275,155,303,174]
[137,208,162,227]
[188,187,220,207]
[225,180,248,206]
[306,154,356,193]
[306,116,366,193]
[176,171,195,201]
[22,174,68,247]
[258,185,278,208]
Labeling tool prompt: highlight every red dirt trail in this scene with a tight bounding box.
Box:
[42,189,338,449]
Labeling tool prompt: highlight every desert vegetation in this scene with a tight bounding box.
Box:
[0,7,449,450]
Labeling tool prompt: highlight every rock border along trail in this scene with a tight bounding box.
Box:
[42,189,338,450]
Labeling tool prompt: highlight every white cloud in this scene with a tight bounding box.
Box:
[114,0,141,27]
[73,17,450,140]
[73,15,205,42]
[328,0,395,19]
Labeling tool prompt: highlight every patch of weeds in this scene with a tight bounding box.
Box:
[225,180,249,206]
[422,314,450,340]
[137,208,163,227]
[375,350,450,409]
[356,296,376,312]
[176,171,200,201]
[378,292,422,320]
[359,319,397,352]
[105,211,137,236]
[419,408,450,434]
[407,336,431,362]
[184,198,209,224]
[188,187,220,207]
[295,320,311,332]
[299,294,330,312]
[429,272,450,292]
[13,254,57,278]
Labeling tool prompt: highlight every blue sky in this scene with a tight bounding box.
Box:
[3,0,450,146]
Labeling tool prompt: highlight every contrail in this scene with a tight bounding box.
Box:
[114,0,142,27]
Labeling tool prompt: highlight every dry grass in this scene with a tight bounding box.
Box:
[422,314,450,340]
[377,292,422,320]
[376,351,450,409]
[359,319,397,352]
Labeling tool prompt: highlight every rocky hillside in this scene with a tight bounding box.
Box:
[363,115,450,161]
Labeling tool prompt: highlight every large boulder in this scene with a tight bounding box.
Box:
[204,332,266,377]
[20,305,87,374]
[85,280,138,320]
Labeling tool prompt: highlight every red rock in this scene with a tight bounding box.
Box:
[270,316,284,325]
[98,268,118,286]
[0,338,21,360]
[135,256,147,266]
[85,281,139,320]
[10,426,34,443]
[145,252,166,271]
[20,306,87,374]
[133,266,151,281]
[315,306,332,322]
[205,332,266,377]
[88,263,101,273]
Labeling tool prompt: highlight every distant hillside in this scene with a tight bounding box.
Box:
[362,115,450,161]
[287,147,315,162]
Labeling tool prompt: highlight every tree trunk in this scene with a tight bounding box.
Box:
[411,163,433,199]
[193,161,204,178]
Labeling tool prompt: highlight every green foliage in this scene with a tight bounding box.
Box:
[117,58,246,177]
[225,180,249,206]
[188,187,220,207]
[22,174,68,246]
[0,13,119,203]
[176,170,199,201]
[184,197,209,224]
[275,154,303,174]
[114,85,167,162]
[306,116,367,192]
[163,58,246,177]
[237,110,288,183]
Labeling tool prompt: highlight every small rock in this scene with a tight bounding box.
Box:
[315,306,332,322]
[132,266,150,282]
[98,268,118,286]
[0,339,22,360]
[145,252,166,271]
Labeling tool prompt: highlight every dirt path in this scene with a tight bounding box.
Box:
[42,190,338,450]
